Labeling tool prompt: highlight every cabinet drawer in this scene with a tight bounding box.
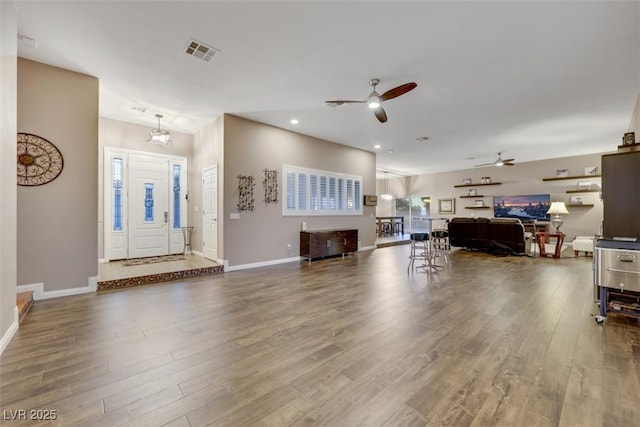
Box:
[600,249,640,292]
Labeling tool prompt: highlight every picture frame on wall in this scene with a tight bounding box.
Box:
[438,198,455,214]
[462,178,472,185]
[363,195,377,206]
[556,168,569,178]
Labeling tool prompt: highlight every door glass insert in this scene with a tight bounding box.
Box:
[144,183,154,222]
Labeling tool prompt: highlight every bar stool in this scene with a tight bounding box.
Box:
[431,229,450,253]
[408,233,440,272]
[381,221,392,236]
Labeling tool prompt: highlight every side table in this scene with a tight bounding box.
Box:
[536,232,565,258]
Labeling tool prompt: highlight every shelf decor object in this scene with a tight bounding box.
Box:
[584,166,599,176]
[623,131,636,145]
[547,201,569,233]
[16,132,64,186]
[262,169,278,203]
[237,175,255,211]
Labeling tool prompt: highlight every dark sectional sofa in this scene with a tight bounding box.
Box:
[448,217,529,254]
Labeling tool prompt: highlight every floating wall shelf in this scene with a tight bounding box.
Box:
[454,182,502,188]
[542,174,601,182]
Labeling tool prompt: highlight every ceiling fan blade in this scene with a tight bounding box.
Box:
[380,82,417,101]
[474,162,495,167]
[374,107,388,123]
[502,158,515,163]
[325,100,366,107]
[504,162,515,166]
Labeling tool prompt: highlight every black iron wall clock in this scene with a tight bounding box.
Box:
[16,133,64,186]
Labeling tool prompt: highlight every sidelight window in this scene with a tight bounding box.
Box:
[112,158,123,231]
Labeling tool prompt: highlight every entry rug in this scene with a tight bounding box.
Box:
[122,254,186,267]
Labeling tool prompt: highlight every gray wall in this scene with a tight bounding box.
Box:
[17,59,99,291]
[222,114,376,267]
[1,1,18,345]
[377,152,607,238]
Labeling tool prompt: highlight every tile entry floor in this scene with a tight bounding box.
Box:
[98,254,222,283]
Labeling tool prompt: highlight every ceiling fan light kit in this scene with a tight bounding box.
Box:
[325,78,417,123]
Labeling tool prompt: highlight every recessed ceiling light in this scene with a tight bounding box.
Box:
[374,144,381,149]
[388,149,394,154]
[290,119,299,124]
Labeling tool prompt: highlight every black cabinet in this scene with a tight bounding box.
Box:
[602,150,640,240]
[300,229,358,261]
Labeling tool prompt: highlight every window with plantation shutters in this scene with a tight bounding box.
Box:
[283,164,362,216]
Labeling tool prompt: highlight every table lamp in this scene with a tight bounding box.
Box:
[546,201,569,233]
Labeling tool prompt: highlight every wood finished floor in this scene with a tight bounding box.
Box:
[1,246,639,427]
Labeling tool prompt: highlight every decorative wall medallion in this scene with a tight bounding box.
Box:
[16,133,64,186]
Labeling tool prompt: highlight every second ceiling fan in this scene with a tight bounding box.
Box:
[325,78,417,123]
[475,152,515,167]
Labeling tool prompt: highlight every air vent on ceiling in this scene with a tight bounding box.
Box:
[185,40,219,62]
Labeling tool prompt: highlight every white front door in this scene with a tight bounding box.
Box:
[202,165,218,260]
[128,154,170,258]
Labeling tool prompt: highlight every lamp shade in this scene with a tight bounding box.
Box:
[546,201,569,215]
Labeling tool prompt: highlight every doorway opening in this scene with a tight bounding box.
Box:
[103,147,187,261]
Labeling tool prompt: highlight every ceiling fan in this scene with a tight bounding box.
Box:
[325,78,417,123]
[475,152,515,167]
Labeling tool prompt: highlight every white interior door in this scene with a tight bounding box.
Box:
[202,165,218,260]
[129,154,170,258]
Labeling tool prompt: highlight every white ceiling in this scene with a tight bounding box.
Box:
[14,1,640,176]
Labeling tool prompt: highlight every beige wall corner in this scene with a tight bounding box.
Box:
[0,1,19,353]
[17,59,99,292]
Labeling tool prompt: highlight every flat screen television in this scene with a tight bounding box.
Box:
[493,194,551,222]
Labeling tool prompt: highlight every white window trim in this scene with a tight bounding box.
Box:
[283,164,362,216]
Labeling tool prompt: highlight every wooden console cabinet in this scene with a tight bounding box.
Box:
[300,229,358,262]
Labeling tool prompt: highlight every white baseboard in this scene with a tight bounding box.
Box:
[224,256,302,272]
[17,275,98,301]
[191,250,204,257]
[0,307,19,356]
[360,245,376,251]
[99,258,108,264]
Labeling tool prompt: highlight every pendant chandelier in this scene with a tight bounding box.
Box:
[148,114,172,145]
